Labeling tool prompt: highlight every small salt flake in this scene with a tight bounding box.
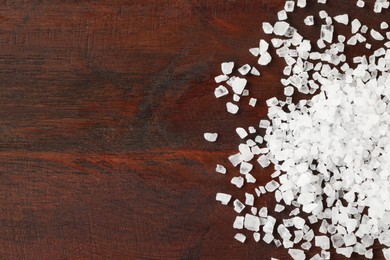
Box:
[248,126,256,134]
[371,29,385,41]
[284,1,295,12]
[334,14,349,25]
[304,16,314,26]
[284,86,294,96]
[204,132,218,142]
[214,74,229,83]
[357,0,365,8]
[238,64,251,76]
[216,193,231,205]
[226,102,239,114]
[274,21,290,36]
[242,89,249,96]
[231,176,244,188]
[275,204,285,212]
[318,0,327,3]
[319,10,328,19]
[262,22,273,34]
[244,213,260,231]
[259,39,269,55]
[231,77,247,95]
[250,67,260,76]
[321,25,334,43]
[249,47,260,57]
[233,94,240,102]
[215,164,227,174]
[249,98,257,107]
[251,207,258,215]
[221,62,234,75]
[315,236,330,250]
[381,22,389,30]
[234,233,246,243]
[265,180,280,192]
[253,232,261,242]
[245,173,256,183]
[263,233,274,244]
[214,85,229,98]
[236,127,248,139]
[233,199,245,213]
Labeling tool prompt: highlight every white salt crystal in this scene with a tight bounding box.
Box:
[262,22,273,34]
[204,132,218,142]
[233,199,245,213]
[248,126,256,134]
[284,86,294,96]
[351,19,361,34]
[244,213,260,231]
[319,10,328,19]
[234,233,246,243]
[259,39,269,55]
[371,29,384,41]
[245,193,254,206]
[288,249,306,260]
[215,164,226,174]
[238,64,251,76]
[214,85,229,98]
[336,247,353,258]
[383,248,390,259]
[321,25,334,43]
[231,176,244,188]
[253,232,261,242]
[344,233,357,246]
[249,47,260,57]
[263,233,274,244]
[245,173,256,183]
[293,217,305,230]
[258,52,272,66]
[265,180,280,192]
[315,236,330,250]
[381,22,389,30]
[221,62,234,75]
[249,98,257,107]
[214,74,229,83]
[357,0,365,8]
[318,0,327,3]
[231,77,247,95]
[259,119,270,128]
[263,216,276,233]
[275,204,285,212]
[334,14,348,26]
[236,127,248,139]
[277,10,288,21]
[240,161,253,174]
[251,67,260,76]
[301,242,312,250]
[304,16,314,26]
[226,102,239,114]
[251,207,257,215]
[233,94,240,102]
[274,21,290,36]
[259,207,268,217]
[297,0,306,8]
[233,216,244,229]
[284,1,295,12]
[216,193,232,205]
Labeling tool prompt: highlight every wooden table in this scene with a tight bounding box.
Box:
[0,0,387,259]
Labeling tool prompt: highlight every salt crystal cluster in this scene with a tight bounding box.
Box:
[207,0,390,259]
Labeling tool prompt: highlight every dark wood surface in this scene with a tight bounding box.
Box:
[0,0,388,259]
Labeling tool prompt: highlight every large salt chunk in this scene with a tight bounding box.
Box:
[262,22,273,34]
[371,29,385,41]
[288,249,305,260]
[244,213,260,231]
[231,176,244,188]
[216,193,231,205]
[231,77,247,95]
[236,127,248,139]
[274,21,290,36]
[204,132,218,142]
[315,236,330,250]
[215,164,227,174]
[297,0,306,8]
[383,248,390,260]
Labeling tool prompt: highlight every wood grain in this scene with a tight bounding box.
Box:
[0,0,388,259]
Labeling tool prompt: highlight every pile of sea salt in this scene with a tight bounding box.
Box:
[207,0,390,259]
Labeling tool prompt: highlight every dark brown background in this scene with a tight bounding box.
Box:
[0,0,388,259]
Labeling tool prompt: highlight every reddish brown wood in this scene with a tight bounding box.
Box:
[0,0,388,259]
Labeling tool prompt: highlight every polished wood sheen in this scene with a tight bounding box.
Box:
[0,0,388,259]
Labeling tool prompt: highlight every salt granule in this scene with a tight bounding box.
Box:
[233,199,245,213]
[216,193,231,205]
[249,98,257,107]
[334,14,349,25]
[215,164,227,174]
[226,102,239,114]
[221,62,234,75]
[214,85,229,98]
[204,132,218,142]
[234,233,246,243]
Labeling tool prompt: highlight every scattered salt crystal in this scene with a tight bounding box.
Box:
[238,64,251,75]
[321,25,334,43]
[214,85,229,98]
[216,193,231,205]
[215,164,226,174]
[371,29,384,41]
[244,213,260,231]
[233,216,244,229]
[304,16,314,26]
[221,62,234,75]
[231,176,244,188]
[284,86,294,96]
[249,98,257,107]
[334,14,349,25]
[336,247,353,258]
[357,0,365,8]
[277,10,288,21]
[250,67,260,76]
[262,22,273,34]
[319,10,328,19]
[274,21,290,36]
[226,102,239,114]
[263,233,274,244]
[231,77,247,95]
[381,21,389,30]
[284,1,295,12]
[233,199,245,213]
[236,127,248,139]
[288,249,306,260]
[275,204,285,212]
[214,74,229,83]
[265,180,280,192]
[204,133,218,142]
[234,233,246,243]
[245,193,254,206]
[258,52,272,65]
[249,47,260,57]
[351,19,361,34]
[383,248,390,259]
[259,39,269,55]
[297,0,306,8]
[315,236,330,250]
[253,232,261,242]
